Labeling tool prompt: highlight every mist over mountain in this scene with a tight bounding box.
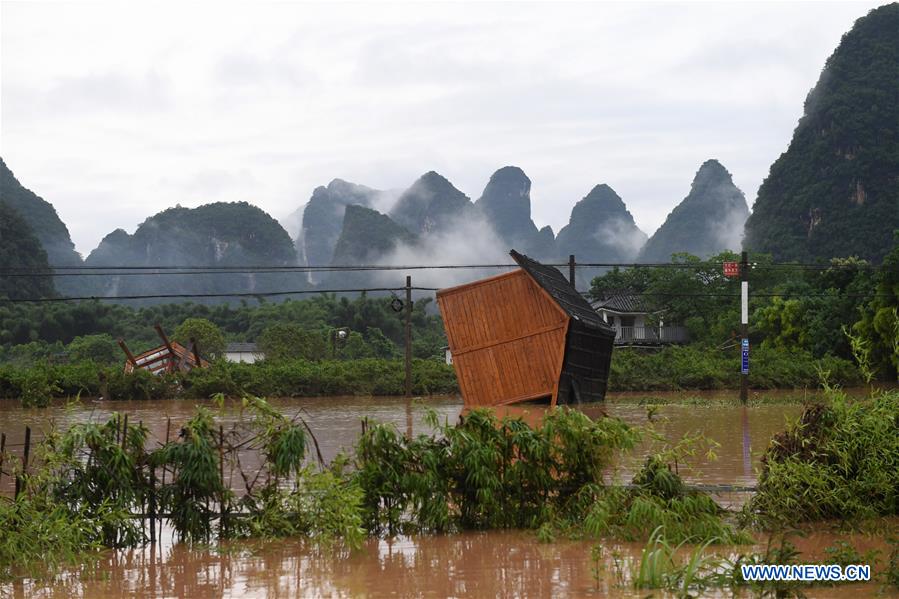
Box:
[299,179,383,282]
[0,158,81,268]
[0,202,56,300]
[555,184,647,286]
[744,4,899,262]
[389,171,475,236]
[639,160,748,263]
[474,166,555,259]
[331,204,418,266]
[85,202,302,302]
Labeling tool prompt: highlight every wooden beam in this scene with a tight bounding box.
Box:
[549,320,570,408]
[154,324,177,373]
[450,322,567,357]
[190,337,202,369]
[118,339,138,367]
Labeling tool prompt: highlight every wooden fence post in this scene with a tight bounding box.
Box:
[14,426,30,500]
[219,424,226,537]
[149,463,157,544]
[0,432,5,490]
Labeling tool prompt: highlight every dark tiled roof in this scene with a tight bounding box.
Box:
[510,250,614,333]
[591,292,649,314]
[226,342,261,352]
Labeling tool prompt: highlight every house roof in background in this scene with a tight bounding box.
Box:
[225,342,261,353]
[591,291,651,314]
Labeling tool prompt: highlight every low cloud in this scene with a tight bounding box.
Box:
[594,217,647,261]
[374,214,513,290]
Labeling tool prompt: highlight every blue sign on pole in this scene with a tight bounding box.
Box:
[741,338,749,374]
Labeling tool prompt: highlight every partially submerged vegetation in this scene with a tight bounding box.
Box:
[2,389,898,592]
[747,388,899,527]
[0,397,747,580]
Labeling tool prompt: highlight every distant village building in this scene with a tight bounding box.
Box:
[224,342,265,363]
[437,250,616,407]
[441,346,453,365]
[591,291,689,346]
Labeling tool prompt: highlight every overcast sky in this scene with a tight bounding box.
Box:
[0,1,884,257]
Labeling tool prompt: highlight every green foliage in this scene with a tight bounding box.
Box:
[152,409,223,541]
[609,345,861,391]
[173,317,226,360]
[591,250,883,369]
[581,456,749,545]
[66,333,119,364]
[0,293,448,367]
[354,407,640,534]
[748,389,899,526]
[0,357,457,404]
[258,323,328,361]
[628,527,722,595]
[854,235,899,380]
[0,497,107,581]
[19,366,62,408]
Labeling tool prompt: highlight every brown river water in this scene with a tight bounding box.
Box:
[0,390,895,597]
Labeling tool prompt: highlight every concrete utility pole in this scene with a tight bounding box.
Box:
[740,251,749,404]
[404,275,413,398]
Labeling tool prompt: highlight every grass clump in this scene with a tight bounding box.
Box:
[581,456,751,545]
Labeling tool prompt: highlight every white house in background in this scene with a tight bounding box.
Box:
[590,291,689,346]
[224,342,265,363]
[441,346,453,365]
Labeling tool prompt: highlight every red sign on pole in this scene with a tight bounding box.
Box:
[723,262,740,277]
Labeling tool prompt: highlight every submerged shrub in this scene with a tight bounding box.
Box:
[582,456,750,545]
[355,407,640,534]
[0,497,108,581]
[152,408,223,542]
[749,389,899,526]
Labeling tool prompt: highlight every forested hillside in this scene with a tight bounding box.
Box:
[743,3,899,262]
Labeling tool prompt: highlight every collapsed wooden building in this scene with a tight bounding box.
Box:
[436,250,616,407]
[119,325,209,375]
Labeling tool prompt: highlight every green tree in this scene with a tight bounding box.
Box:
[173,318,226,360]
[67,334,119,364]
[854,233,899,380]
[258,323,328,362]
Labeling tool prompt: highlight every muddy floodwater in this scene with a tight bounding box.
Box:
[1,389,895,597]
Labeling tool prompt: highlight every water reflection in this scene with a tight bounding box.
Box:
[8,525,897,598]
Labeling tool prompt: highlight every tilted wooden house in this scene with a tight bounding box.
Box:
[436,250,616,407]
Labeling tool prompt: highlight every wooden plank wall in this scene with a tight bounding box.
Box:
[437,270,569,407]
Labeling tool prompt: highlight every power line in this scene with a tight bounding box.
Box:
[0,287,441,304]
[0,260,891,276]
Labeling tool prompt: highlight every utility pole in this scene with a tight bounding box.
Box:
[568,254,576,287]
[404,275,413,398]
[740,251,749,404]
